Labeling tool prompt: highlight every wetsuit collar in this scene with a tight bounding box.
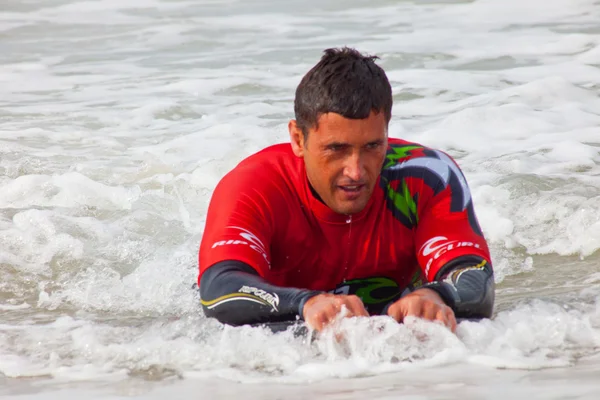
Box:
[304,168,381,224]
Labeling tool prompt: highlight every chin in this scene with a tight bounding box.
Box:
[335,201,368,215]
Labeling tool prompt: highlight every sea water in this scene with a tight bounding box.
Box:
[1,0,600,398]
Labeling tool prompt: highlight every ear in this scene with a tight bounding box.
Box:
[288,120,305,158]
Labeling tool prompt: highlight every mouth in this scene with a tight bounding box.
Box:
[337,184,366,198]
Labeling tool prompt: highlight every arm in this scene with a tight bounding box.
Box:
[382,256,494,327]
[412,150,495,319]
[382,147,495,326]
[200,260,321,326]
[201,261,368,329]
[198,162,368,329]
[198,164,286,324]
[420,255,495,319]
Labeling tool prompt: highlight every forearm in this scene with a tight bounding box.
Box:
[199,260,322,326]
[419,255,495,319]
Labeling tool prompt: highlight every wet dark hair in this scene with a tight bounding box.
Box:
[294,47,392,139]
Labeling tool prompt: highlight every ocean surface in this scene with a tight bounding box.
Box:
[1,0,600,398]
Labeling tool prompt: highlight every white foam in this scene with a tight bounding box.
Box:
[0,303,31,311]
[2,297,599,386]
[578,44,600,64]
[0,173,141,210]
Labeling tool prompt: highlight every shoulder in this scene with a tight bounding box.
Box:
[382,138,465,183]
[211,143,302,211]
[219,143,299,187]
[234,143,296,171]
[384,138,456,168]
[379,138,473,227]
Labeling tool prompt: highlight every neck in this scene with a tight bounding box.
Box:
[308,183,325,204]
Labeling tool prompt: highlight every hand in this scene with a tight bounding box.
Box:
[386,288,457,332]
[302,293,369,331]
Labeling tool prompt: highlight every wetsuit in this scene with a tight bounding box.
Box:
[198,139,495,326]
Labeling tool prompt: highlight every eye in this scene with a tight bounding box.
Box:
[326,143,345,152]
[365,142,382,150]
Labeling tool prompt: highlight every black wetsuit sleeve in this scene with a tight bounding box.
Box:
[199,260,323,326]
[418,255,495,319]
[381,255,495,319]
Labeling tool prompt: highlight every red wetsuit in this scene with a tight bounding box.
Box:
[199,138,491,301]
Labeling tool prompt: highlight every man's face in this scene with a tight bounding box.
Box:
[289,111,388,215]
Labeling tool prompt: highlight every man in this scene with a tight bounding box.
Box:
[198,48,495,333]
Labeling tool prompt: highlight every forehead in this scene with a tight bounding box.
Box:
[312,111,387,143]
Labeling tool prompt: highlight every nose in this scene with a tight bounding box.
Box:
[343,151,365,182]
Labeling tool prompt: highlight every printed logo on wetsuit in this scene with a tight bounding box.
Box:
[331,277,400,315]
[211,226,270,267]
[201,286,279,311]
[420,236,481,276]
[444,259,488,286]
[238,286,279,312]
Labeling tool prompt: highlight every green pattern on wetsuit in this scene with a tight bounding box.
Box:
[380,143,424,230]
[332,277,401,315]
[383,144,422,169]
[385,179,419,226]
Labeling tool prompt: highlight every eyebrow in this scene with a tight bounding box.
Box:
[322,141,350,149]
[322,139,385,149]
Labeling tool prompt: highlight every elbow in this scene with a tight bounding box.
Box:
[200,286,248,326]
[454,273,495,320]
[198,267,241,326]
[201,299,273,327]
[199,264,266,327]
[201,301,240,326]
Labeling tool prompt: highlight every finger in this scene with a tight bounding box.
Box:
[335,304,353,320]
[446,309,457,333]
[421,301,439,320]
[434,308,449,328]
[327,302,344,320]
[390,302,411,323]
[331,299,352,318]
[304,310,323,331]
[304,315,320,331]
[386,306,398,322]
[331,298,359,319]
[345,295,369,317]
[334,332,345,343]
[306,303,338,331]
[312,311,335,331]
[434,307,456,332]
[404,300,423,320]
